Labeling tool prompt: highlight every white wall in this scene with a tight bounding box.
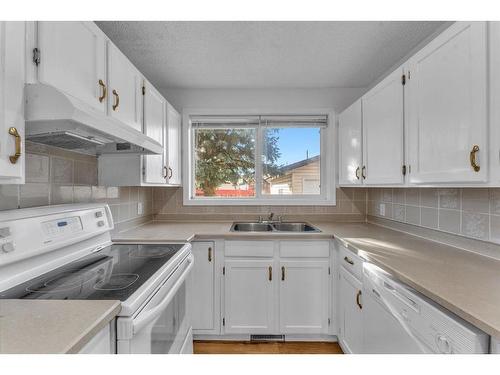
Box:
[160,88,365,114]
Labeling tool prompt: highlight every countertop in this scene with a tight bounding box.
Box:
[0,299,121,354]
[114,220,500,338]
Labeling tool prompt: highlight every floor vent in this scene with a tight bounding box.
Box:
[250,335,285,342]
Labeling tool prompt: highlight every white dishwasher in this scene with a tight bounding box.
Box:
[362,263,489,354]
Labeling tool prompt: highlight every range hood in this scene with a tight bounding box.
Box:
[25,84,163,155]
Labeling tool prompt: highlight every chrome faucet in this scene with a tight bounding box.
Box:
[258,212,282,224]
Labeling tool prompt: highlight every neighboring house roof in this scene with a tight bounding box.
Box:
[278,155,320,174]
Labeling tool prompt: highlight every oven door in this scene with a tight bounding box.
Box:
[117,254,193,354]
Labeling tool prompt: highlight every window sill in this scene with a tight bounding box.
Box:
[183,197,337,206]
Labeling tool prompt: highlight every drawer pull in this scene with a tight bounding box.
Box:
[469,145,480,172]
[8,127,22,164]
[343,256,354,265]
[356,290,363,309]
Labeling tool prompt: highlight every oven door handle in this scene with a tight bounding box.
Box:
[133,255,194,334]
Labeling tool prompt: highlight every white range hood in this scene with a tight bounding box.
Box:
[24,83,163,155]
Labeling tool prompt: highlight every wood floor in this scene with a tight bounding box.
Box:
[193,340,344,354]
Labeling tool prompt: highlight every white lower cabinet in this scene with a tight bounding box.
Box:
[339,267,364,353]
[223,259,275,334]
[279,260,330,334]
[190,242,215,332]
[78,322,114,354]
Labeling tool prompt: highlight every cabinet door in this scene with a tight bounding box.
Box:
[166,104,182,185]
[143,82,166,184]
[37,21,107,113]
[407,22,488,183]
[190,242,215,331]
[338,99,363,185]
[362,67,405,185]
[224,259,275,334]
[279,260,329,334]
[0,21,25,182]
[339,268,363,354]
[108,42,143,132]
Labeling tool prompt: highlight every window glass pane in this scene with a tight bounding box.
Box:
[194,128,256,198]
[262,127,321,195]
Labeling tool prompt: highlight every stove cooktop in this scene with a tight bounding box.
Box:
[0,243,186,301]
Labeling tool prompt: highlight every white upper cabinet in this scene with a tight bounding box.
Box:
[362,67,405,185]
[37,22,107,113]
[107,42,144,132]
[166,104,182,185]
[143,81,167,184]
[406,22,488,184]
[338,99,363,185]
[0,22,26,183]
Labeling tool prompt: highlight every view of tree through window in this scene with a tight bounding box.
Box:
[192,116,324,199]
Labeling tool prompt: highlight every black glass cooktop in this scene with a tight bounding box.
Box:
[0,244,185,301]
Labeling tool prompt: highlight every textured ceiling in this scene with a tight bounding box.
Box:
[96,21,445,89]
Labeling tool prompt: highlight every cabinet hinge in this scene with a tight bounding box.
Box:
[32,48,40,66]
[142,85,145,95]
[401,74,406,85]
[222,318,225,326]
[222,266,225,275]
[402,165,407,176]
[408,71,411,80]
[328,267,331,275]
[142,165,146,176]
[328,318,331,326]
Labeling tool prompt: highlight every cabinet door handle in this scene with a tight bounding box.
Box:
[355,166,360,180]
[268,266,272,281]
[361,166,366,179]
[168,167,173,179]
[208,247,212,262]
[163,166,168,179]
[8,127,22,164]
[281,266,285,281]
[356,290,363,309]
[112,89,120,111]
[470,145,480,172]
[343,256,354,265]
[98,79,107,103]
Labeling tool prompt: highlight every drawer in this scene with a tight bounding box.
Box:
[279,240,330,258]
[225,240,274,257]
[338,243,363,280]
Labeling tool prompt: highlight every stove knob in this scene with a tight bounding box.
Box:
[436,334,452,354]
[97,221,105,227]
[0,227,11,238]
[95,211,103,218]
[2,242,15,253]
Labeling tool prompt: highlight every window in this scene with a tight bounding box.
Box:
[186,113,335,205]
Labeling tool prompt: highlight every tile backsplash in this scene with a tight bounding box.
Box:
[153,186,367,221]
[367,188,500,245]
[0,142,154,224]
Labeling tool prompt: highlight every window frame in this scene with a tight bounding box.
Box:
[183,108,336,206]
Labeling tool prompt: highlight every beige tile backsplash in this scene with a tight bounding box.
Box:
[368,187,500,244]
[0,142,153,224]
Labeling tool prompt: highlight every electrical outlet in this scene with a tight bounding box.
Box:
[137,202,144,215]
[379,203,386,216]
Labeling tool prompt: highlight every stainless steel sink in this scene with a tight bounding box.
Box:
[231,222,274,232]
[272,222,321,232]
[230,222,321,233]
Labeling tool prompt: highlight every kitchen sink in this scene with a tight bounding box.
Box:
[230,222,321,233]
[271,222,321,232]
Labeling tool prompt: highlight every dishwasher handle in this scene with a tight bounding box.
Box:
[133,255,194,334]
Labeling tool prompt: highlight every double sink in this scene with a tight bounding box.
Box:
[231,222,321,233]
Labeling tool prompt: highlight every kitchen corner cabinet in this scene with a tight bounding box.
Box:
[190,242,216,332]
[362,67,405,185]
[339,267,364,354]
[406,21,488,184]
[143,82,167,184]
[36,21,107,113]
[166,103,182,185]
[338,99,363,185]
[0,21,26,184]
[279,260,330,334]
[223,259,275,334]
[107,42,144,132]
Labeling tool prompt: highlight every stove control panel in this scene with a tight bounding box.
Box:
[42,216,83,238]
